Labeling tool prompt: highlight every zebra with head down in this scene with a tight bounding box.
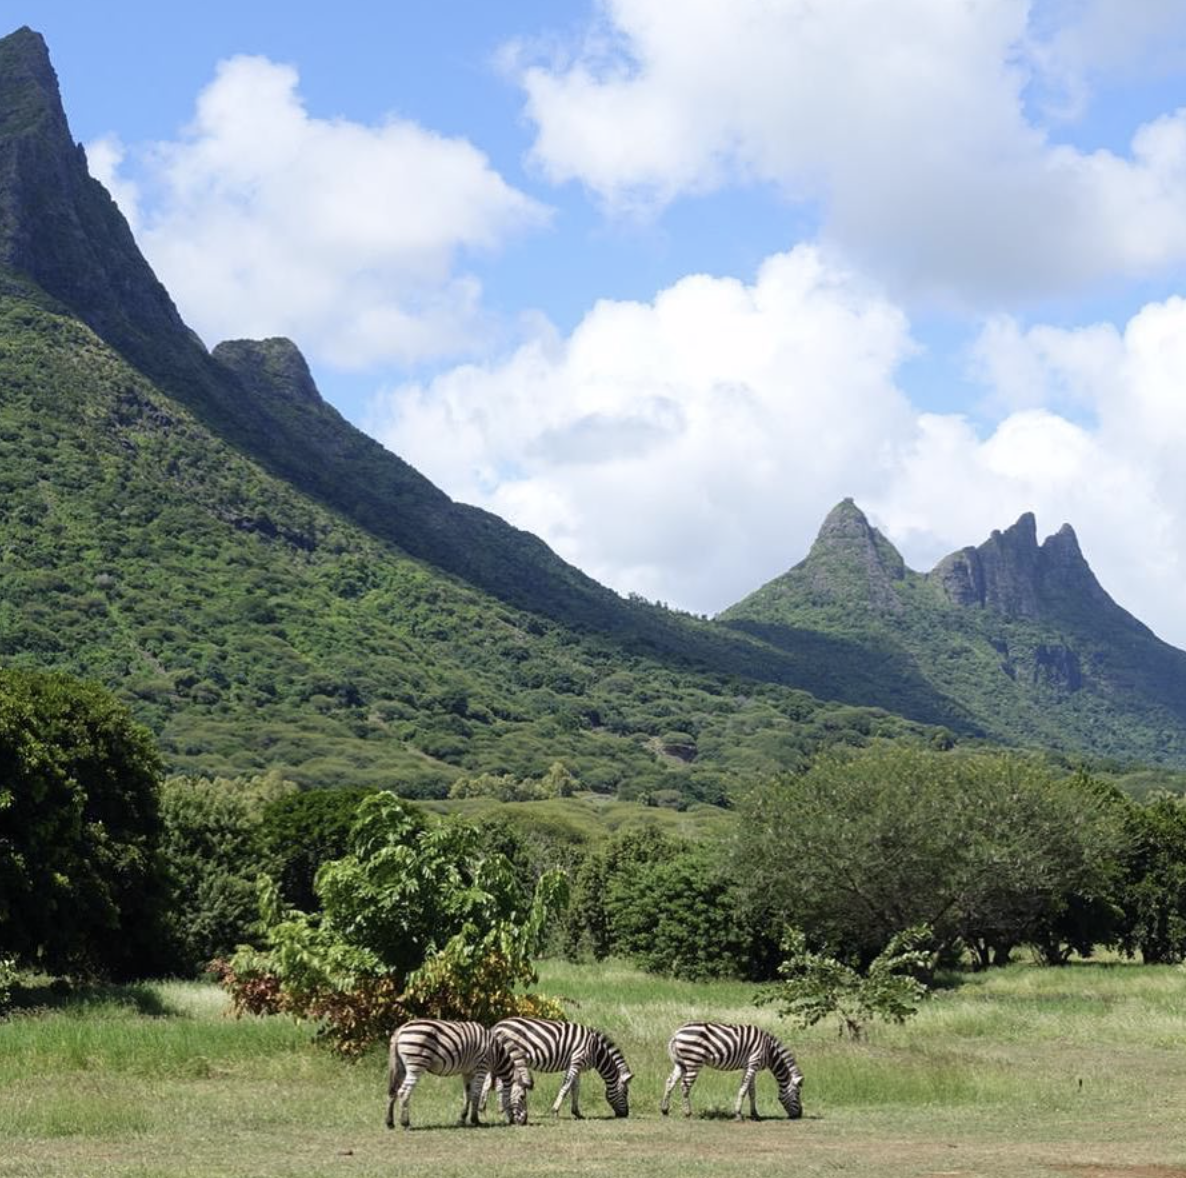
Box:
[483,1017,633,1119]
[385,1019,529,1130]
[660,1022,803,1121]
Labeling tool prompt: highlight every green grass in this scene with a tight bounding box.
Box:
[2,959,1186,1176]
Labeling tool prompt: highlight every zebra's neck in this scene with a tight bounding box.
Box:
[592,1034,625,1083]
[767,1041,797,1086]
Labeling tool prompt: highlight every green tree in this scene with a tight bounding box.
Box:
[737,747,1123,967]
[1117,791,1186,964]
[257,786,379,911]
[221,792,567,1053]
[0,668,168,978]
[159,772,298,973]
[760,925,936,1040]
[605,846,758,979]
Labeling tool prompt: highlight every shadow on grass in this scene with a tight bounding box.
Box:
[7,979,173,1017]
[696,1108,822,1123]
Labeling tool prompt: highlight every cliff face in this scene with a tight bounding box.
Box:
[213,339,324,408]
[928,512,1148,636]
[0,28,199,361]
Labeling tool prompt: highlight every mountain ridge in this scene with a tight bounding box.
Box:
[3,24,1186,778]
[722,500,1186,764]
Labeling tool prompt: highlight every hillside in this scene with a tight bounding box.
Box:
[0,28,938,799]
[4,23,1186,787]
[722,499,1186,766]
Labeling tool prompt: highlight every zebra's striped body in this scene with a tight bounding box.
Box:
[385,1019,528,1129]
[660,1022,804,1121]
[487,1017,633,1118]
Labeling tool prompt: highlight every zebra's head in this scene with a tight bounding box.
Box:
[595,1034,633,1117]
[778,1070,804,1120]
[606,1066,632,1118]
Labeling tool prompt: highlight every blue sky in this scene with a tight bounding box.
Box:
[12,2,1186,645]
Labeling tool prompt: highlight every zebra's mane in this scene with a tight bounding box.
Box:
[591,1028,628,1082]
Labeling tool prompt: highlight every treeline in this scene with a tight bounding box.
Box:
[4,669,1186,1025]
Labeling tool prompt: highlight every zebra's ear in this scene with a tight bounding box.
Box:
[621,1070,634,1083]
[792,1075,804,1088]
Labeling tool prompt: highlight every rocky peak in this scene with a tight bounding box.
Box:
[930,513,1143,632]
[0,25,200,375]
[795,498,907,613]
[213,338,324,407]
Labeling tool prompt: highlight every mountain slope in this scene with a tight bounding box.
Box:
[722,500,1186,765]
[0,287,937,797]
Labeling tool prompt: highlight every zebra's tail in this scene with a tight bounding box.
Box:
[385,1030,406,1130]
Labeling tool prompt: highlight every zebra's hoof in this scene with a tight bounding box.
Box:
[660,1108,669,1117]
[572,1111,584,1121]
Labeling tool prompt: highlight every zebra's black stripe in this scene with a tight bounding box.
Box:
[660,1022,804,1121]
[385,1019,527,1129]
[489,1017,634,1118]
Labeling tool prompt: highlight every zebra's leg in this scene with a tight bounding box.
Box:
[680,1067,700,1118]
[460,1070,483,1125]
[569,1072,583,1119]
[735,1064,759,1120]
[660,1063,683,1116]
[552,1064,581,1116]
[478,1070,493,1113]
[385,1047,406,1130]
[747,1071,760,1120]
[396,1066,421,1129]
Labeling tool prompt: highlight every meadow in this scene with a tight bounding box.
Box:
[1,958,1184,1178]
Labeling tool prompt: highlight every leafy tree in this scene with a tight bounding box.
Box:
[257,786,379,910]
[562,827,677,959]
[760,926,936,1040]
[220,792,567,1054]
[605,846,759,980]
[737,747,1123,967]
[159,772,298,973]
[1117,791,1186,963]
[0,668,168,978]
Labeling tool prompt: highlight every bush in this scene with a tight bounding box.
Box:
[760,926,937,1040]
[219,793,568,1054]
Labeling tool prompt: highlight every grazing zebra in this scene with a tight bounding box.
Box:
[484,1017,633,1118]
[385,1019,529,1130]
[660,1022,804,1121]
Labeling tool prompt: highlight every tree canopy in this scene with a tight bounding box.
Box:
[0,667,167,978]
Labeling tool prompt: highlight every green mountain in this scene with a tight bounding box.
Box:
[722,499,1186,766]
[4,24,1185,792]
[0,27,935,800]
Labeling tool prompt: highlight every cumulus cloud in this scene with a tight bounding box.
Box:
[511,0,1186,306]
[88,56,547,367]
[369,245,917,609]
[372,246,1186,648]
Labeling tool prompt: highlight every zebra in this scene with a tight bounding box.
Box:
[660,1022,804,1121]
[385,1019,530,1130]
[483,1017,633,1118]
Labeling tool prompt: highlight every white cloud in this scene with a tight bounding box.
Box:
[372,246,1186,648]
[88,56,547,367]
[369,245,917,609]
[85,134,142,234]
[873,302,1186,646]
[512,0,1186,306]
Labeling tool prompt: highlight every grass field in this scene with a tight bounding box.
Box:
[1,958,1185,1178]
